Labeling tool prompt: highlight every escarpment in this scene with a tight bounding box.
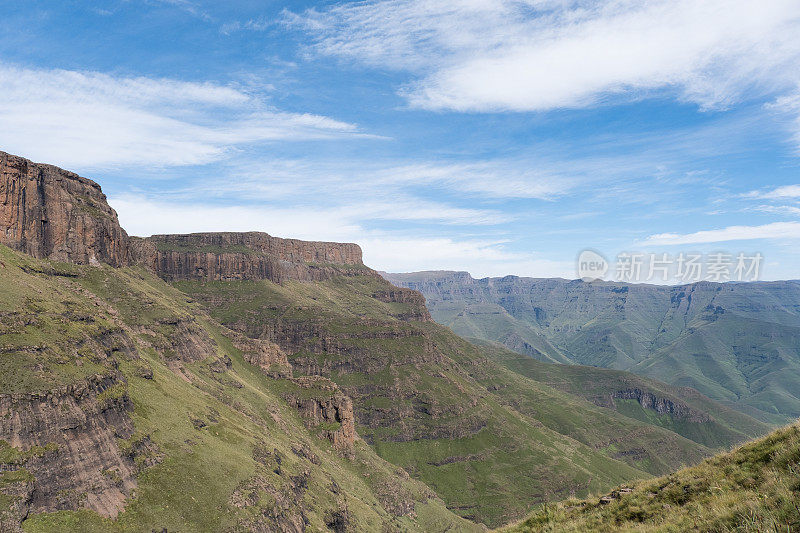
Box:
[140,232,365,283]
[0,373,136,527]
[0,154,365,284]
[149,232,362,265]
[0,152,130,266]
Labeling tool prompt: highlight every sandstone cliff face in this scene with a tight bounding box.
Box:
[227,331,292,378]
[0,152,365,283]
[372,288,432,321]
[150,249,284,282]
[0,152,129,266]
[150,232,362,265]
[142,233,364,283]
[0,373,136,528]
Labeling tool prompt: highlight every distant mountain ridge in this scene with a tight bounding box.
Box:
[384,270,800,424]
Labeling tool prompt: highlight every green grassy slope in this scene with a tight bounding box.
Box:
[476,341,770,451]
[2,242,767,530]
[501,420,800,532]
[385,271,800,424]
[169,260,751,526]
[0,246,478,532]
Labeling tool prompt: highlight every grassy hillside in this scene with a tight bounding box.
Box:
[0,240,776,530]
[0,245,478,532]
[164,243,777,526]
[385,271,800,424]
[501,420,800,532]
[172,272,656,526]
[477,341,770,451]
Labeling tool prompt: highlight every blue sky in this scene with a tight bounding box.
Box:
[3,0,800,280]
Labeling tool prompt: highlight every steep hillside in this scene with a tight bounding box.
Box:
[0,245,478,532]
[157,239,655,527]
[150,235,769,524]
[384,271,800,424]
[502,420,800,532]
[476,342,769,451]
[0,151,767,530]
[0,152,478,532]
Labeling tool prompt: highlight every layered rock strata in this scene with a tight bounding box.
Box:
[0,151,129,266]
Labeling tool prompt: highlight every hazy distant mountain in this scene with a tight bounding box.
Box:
[384,271,800,424]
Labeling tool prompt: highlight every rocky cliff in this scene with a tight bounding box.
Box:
[608,388,710,423]
[0,153,368,285]
[149,232,362,265]
[139,233,364,283]
[285,376,357,458]
[0,373,137,529]
[0,152,130,266]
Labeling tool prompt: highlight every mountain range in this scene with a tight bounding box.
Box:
[384,271,800,425]
[0,151,790,531]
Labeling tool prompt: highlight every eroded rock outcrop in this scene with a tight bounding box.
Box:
[285,377,357,458]
[610,389,710,422]
[0,152,129,266]
[372,288,432,322]
[227,331,292,378]
[0,373,137,529]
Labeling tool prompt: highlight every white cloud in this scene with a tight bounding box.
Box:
[111,195,361,241]
[641,221,800,246]
[110,194,569,277]
[754,205,800,216]
[360,237,574,278]
[0,64,361,169]
[289,0,800,112]
[193,157,577,203]
[111,194,508,237]
[744,184,800,200]
[770,91,800,152]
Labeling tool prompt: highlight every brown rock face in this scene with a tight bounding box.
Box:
[372,288,432,321]
[0,152,364,280]
[0,373,137,524]
[610,388,710,423]
[151,232,362,265]
[0,152,129,266]
[142,233,364,283]
[285,377,357,457]
[150,249,284,282]
[228,332,292,378]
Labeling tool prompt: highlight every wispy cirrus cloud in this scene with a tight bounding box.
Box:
[744,184,800,200]
[0,64,363,169]
[754,205,800,216]
[287,0,800,113]
[191,157,578,202]
[641,221,800,246]
[148,0,212,21]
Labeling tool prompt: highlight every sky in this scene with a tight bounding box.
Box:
[2,0,800,281]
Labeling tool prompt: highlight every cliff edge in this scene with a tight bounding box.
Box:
[0,151,364,283]
[0,151,130,266]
